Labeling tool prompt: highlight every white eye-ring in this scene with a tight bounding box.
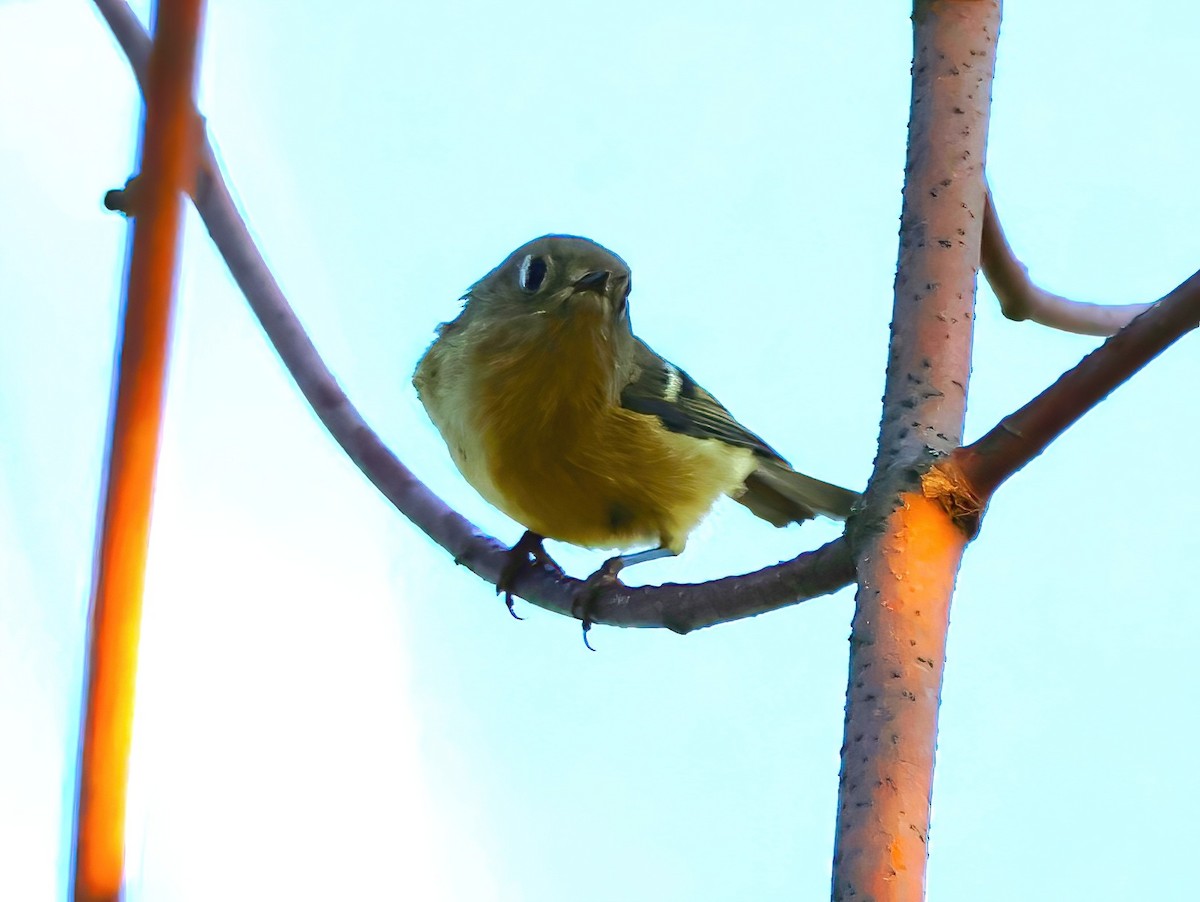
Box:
[518,254,548,293]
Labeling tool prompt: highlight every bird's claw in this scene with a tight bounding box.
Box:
[497,531,562,620]
[573,556,626,651]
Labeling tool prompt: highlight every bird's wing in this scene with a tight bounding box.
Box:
[619,339,788,463]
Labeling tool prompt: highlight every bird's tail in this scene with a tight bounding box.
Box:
[734,460,858,527]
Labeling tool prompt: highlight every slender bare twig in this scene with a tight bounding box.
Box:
[75,4,206,901]
[90,0,856,633]
[981,184,1156,336]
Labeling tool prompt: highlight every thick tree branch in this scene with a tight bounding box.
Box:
[834,3,1000,899]
[91,0,855,633]
[981,184,1154,336]
[949,265,1200,504]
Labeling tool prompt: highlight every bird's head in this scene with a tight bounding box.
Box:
[463,235,633,335]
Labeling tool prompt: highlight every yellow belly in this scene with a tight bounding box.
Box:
[474,325,753,552]
[415,314,754,553]
[484,403,755,553]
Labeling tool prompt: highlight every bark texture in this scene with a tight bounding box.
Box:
[833,3,1002,899]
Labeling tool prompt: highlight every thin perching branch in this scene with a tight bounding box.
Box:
[981,183,1156,335]
[91,0,856,633]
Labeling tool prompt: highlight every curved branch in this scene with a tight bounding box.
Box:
[951,264,1200,504]
[91,0,856,633]
[982,183,1155,336]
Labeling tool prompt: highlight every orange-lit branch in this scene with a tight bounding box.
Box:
[981,184,1157,336]
[837,493,968,901]
[73,3,206,901]
[832,3,1000,899]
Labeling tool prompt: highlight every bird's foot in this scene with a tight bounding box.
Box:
[497,531,562,619]
[572,556,627,651]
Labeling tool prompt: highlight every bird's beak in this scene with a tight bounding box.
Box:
[572,270,611,294]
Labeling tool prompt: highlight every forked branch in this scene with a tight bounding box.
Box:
[951,264,1200,504]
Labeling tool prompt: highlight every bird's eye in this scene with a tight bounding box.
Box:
[518,255,547,293]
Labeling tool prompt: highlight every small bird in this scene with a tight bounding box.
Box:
[414,236,857,619]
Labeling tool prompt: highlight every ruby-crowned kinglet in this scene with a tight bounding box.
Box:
[414,235,856,598]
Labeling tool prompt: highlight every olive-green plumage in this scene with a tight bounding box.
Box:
[413,235,856,560]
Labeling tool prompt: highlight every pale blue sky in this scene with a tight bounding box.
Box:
[2,2,1198,900]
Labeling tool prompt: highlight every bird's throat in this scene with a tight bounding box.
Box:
[475,312,619,425]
